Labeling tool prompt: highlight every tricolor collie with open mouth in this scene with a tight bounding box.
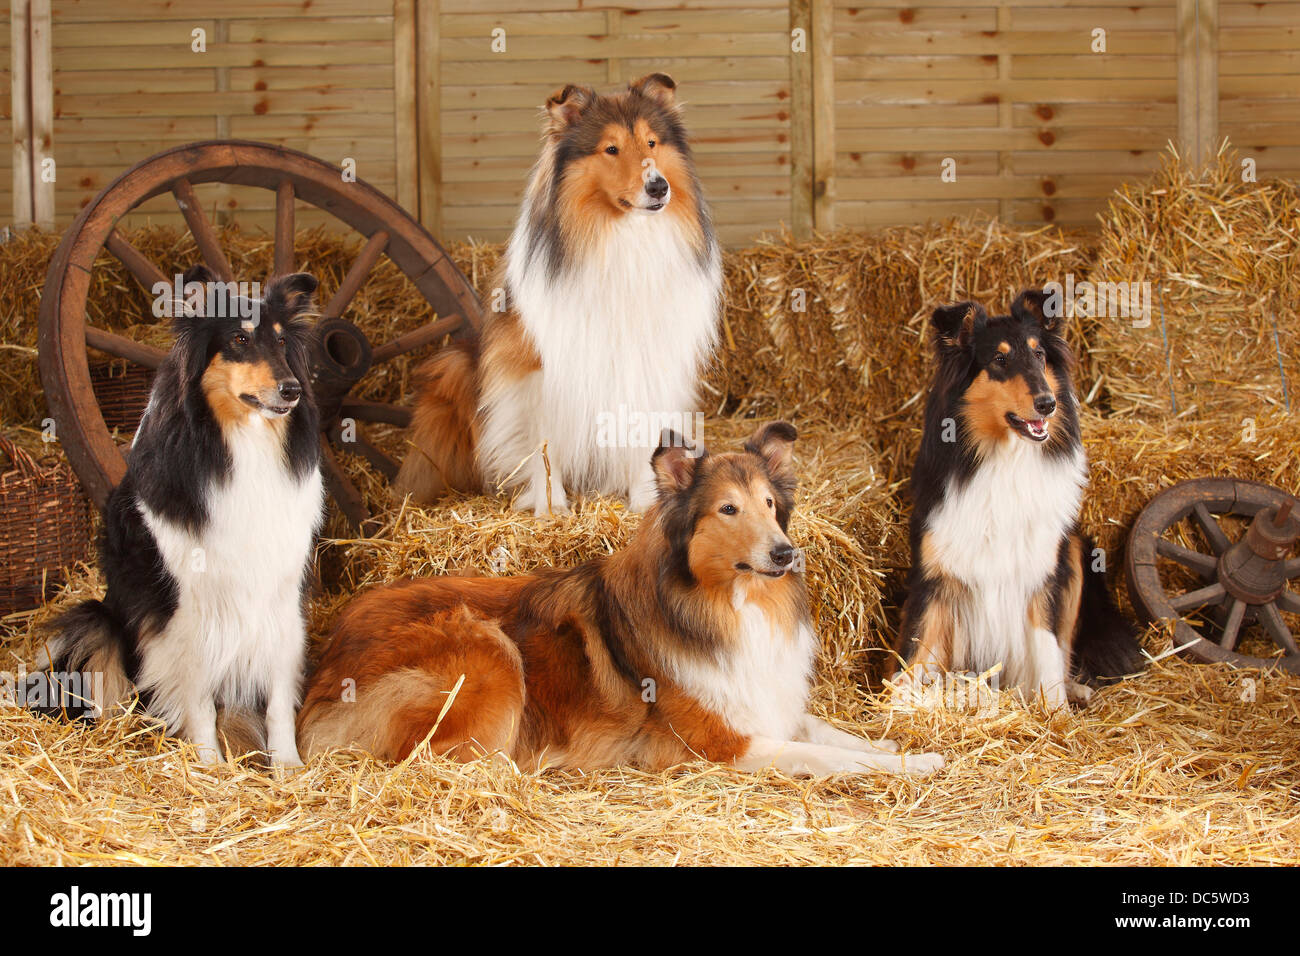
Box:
[394,73,721,516]
[302,424,943,777]
[33,267,324,767]
[896,290,1141,707]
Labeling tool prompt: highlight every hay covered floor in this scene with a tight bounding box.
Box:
[2,148,1300,865]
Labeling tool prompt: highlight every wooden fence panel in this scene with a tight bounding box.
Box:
[2,1,1297,241]
[43,0,407,233]
[831,0,1182,229]
[436,1,796,245]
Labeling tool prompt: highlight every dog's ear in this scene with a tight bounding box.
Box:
[629,73,678,110]
[930,302,983,352]
[744,421,797,480]
[180,264,215,316]
[545,84,596,132]
[652,428,704,496]
[265,272,319,316]
[1011,288,1059,331]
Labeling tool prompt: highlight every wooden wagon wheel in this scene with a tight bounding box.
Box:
[1126,478,1300,674]
[37,140,483,533]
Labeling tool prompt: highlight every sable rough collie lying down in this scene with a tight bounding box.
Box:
[302,424,944,777]
[395,73,721,516]
[897,290,1142,707]
[33,267,324,767]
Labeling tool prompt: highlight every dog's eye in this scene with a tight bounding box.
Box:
[993,353,1007,366]
[1034,348,1046,361]
[648,139,656,148]
[719,503,738,516]
[233,333,249,347]
[605,145,619,156]
[766,497,773,508]
[278,335,287,348]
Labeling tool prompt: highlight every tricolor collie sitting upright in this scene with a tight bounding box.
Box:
[897,290,1141,707]
[35,267,324,767]
[395,73,721,515]
[302,424,943,777]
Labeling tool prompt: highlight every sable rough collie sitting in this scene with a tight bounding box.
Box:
[34,267,324,767]
[395,73,721,515]
[897,290,1142,707]
[301,424,944,777]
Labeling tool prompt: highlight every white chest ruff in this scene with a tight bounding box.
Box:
[500,214,720,491]
[667,594,816,740]
[138,420,323,715]
[924,438,1087,686]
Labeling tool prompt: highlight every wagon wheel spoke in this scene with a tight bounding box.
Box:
[338,397,412,428]
[1190,502,1232,555]
[85,327,166,370]
[274,181,295,277]
[1257,601,1299,657]
[1156,536,1218,578]
[172,178,234,283]
[319,437,370,530]
[105,230,169,292]
[322,231,389,321]
[370,313,463,364]
[1217,598,1247,651]
[1286,558,1300,580]
[1279,590,1300,615]
[1168,581,1226,614]
[331,427,399,481]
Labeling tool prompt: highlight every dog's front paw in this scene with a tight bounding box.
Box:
[1066,680,1094,707]
[901,751,945,776]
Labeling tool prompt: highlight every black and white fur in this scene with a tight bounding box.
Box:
[34,267,324,767]
[897,289,1142,707]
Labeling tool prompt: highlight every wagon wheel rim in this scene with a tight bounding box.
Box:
[1126,478,1300,674]
[37,140,484,533]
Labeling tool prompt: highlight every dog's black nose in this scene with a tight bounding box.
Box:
[770,543,794,567]
[1033,394,1057,417]
[278,380,302,402]
[645,176,669,200]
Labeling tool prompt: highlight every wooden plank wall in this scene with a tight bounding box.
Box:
[45,0,408,231]
[1219,0,1300,179]
[2,4,14,227]
[833,0,1182,229]
[437,0,794,245]
[4,1,1298,240]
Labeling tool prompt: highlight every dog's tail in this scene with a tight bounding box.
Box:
[394,338,482,504]
[30,600,135,720]
[1072,535,1145,685]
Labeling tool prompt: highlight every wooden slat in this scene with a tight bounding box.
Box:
[11,0,32,228]
[393,0,419,215]
[811,0,835,230]
[30,0,54,229]
[417,0,443,234]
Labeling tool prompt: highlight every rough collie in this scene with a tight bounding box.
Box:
[302,423,943,777]
[33,266,324,767]
[394,73,721,516]
[897,289,1142,707]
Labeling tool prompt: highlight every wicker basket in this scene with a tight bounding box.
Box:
[89,361,154,432]
[0,434,95,614]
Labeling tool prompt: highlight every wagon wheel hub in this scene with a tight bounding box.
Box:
[310,318,374,430]
[1127,478,1300,673]
[1214,502,1299,606]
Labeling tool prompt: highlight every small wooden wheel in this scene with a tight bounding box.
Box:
[37,140,484,532]
[1126,478,1300,673]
